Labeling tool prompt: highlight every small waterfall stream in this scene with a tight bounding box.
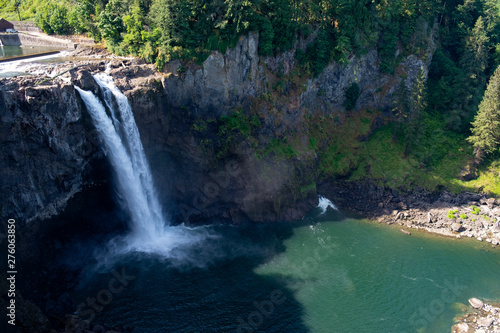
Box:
[317,195,338,214]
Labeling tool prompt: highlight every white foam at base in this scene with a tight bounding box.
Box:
[317,195,338,214]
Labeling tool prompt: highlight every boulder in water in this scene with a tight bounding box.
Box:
[468,298,484,309]
[454,322,469,332]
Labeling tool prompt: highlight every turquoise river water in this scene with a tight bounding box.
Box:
[72,216,500,333]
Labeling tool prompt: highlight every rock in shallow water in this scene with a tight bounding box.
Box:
[469,298,484,309]
[455,322,469,332]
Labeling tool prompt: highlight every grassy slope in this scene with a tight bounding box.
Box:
[260,96,500,196]
[323,115,500,196]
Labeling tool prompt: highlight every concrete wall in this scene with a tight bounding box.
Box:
[0,33,21,46]
[0,33,75,48]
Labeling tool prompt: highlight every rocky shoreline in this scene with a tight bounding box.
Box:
[374,195,500,247]
[453,298,500,333]
[320,181,500,249]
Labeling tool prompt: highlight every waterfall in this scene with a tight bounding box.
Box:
[75,74,166,248]
[76,72,216,259]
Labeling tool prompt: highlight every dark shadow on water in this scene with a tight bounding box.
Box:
[73,221,312,333]
[16,159,129,325]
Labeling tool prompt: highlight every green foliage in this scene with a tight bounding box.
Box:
[262,137,298,159]
[308,137,318,150]
[266,0,295,52]
[192,119,208,132]
[404,68,427,156]
[468,66,500,163]
[254,15,274,56]
[432,2,500,135]
[460,213,468,219]
[218,108,260,140]
[35,3,71,35]
[120,1,145,55]
[300,181,316,194]
[378,22,399,74]
[302,26,334,76]
[427,48,461,117]
[343,82,360,111]
[2,0,469,75]
[249,114,261,128]
[273,80,285,93]
[213,108,260,158]
[448,210,459,219]
[470,205,481,214]
[99,0,125,43]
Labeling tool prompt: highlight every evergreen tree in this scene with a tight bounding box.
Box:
[405,67,427,155]
[467,66,500,163]
[449,16,490,132]
[267,0,295,52]
[392,80,409,142]
[99,0,126,44]
[122,1,145,55]
[14,0,20,20]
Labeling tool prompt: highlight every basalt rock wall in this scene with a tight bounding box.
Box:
[0,23,437,225]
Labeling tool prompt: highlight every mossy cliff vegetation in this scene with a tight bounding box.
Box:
[2,0,500,224]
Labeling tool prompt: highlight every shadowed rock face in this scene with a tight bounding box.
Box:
[0,77,100,224]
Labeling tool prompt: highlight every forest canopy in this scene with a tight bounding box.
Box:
[5,0,494,71]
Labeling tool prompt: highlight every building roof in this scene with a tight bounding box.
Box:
[0,18,14,31]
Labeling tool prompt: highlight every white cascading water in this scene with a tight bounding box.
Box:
[76,73,212,258]
[317,195,338,214]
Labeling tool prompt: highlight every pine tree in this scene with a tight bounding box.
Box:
[449,16,490,132]
[405,67,427,156]
[392,80,409,142]
[467,66,500,163]
[99,0,126,43]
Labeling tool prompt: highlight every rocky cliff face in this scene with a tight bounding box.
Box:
[0,77,100,223]
[161,32,263,116]
[162,25,436,117]
[0,25,437,226]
